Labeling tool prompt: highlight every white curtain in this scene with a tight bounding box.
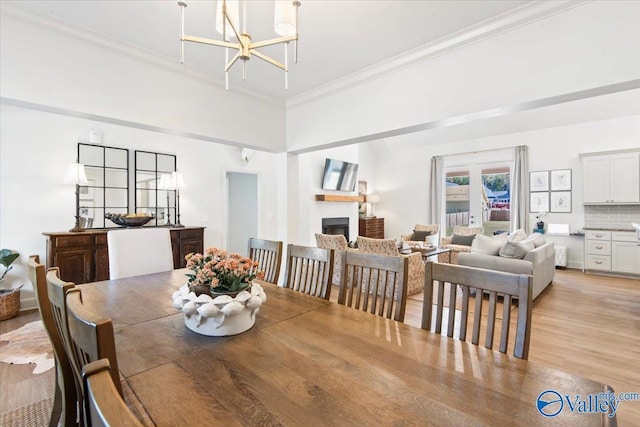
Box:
[512,146,529,232]
[430,156,443,230]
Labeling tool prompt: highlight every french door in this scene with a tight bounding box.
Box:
[443,162,512,237]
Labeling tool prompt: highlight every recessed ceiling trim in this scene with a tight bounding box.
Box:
[287,79,640,154]
[0,96,277,153]
[286,0,589,109]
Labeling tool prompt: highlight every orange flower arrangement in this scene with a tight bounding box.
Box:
[185,247,264,294]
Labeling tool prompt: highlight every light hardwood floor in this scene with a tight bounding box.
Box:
[2,269,639,424]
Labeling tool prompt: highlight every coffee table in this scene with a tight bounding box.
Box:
[400,246,451,263]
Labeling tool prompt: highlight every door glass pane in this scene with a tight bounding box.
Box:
[482,167,511,236]
[445,171,469,236]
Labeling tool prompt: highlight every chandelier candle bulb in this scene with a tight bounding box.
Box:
[178,0,301,89]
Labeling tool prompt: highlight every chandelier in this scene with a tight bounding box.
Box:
[178,0,301,90]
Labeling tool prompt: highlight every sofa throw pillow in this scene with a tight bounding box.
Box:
[471,234,502,255]
[499,241,534,259]
[451,234,476,246]
[507,229,527,242]
[410,230,435,241]
[521,232,545,248]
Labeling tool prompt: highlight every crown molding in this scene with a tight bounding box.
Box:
[286,0,590,109]
[0,2,285,109]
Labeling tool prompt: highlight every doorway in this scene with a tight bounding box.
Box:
[226,172,258,255]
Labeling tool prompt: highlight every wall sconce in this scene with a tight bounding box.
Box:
[168,171,185,228]
[63,162,89,232]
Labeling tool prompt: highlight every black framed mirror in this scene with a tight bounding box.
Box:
[134,150,177,227]
[78,143,130,229]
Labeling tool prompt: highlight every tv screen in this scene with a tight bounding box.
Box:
[321,158,359,191]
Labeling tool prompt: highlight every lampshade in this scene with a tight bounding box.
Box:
[216,0,240,38]
[168,171,185,190]
[158,173,172,190]
[63,163,89,185]
[274,0,297,36]
[366,194,380,204]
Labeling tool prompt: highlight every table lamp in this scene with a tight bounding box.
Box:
[366,194,380,217]
[169,171,185,228]
[64,162,89,232]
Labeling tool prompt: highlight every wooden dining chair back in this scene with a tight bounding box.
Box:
[249,238,283,284]
[82,359,143,427]
[65,288,123,404]
[107,228,174,279]
[421,261,532,359]
[29,257,77,427]
[284,244,334,300]
[338,251,409,322]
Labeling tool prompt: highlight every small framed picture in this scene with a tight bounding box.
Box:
[530,171,549,192]
[550,191,571,213]
[550,169,572,191]
[530,192,549,213]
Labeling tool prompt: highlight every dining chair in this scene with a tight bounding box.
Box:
[421,261,532,360]
[107,228,174,279]
[338,251,409,322]
[248,238,283,284]
[28,256,77,427]
[46,267,80,425]
[284,244,334,300]
[82,359,143,427]
[65,289,123,400]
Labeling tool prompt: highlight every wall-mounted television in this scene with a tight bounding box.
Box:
[321,158,359,191]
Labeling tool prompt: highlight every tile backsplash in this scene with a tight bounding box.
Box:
[584,205,640,229]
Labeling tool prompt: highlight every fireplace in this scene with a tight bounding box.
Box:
[322,217,350,241]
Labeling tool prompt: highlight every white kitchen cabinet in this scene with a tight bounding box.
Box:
[582,151,639,204]
[585,230,640,275]
[611,232,640,274]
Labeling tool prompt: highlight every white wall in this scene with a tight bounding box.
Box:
[0,7,286,152]
[287,1,640,152]
[289,145,360,246]
[363,114,640,269]
[0,105,283,309]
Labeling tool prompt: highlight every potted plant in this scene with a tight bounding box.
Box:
[0,249,22,321]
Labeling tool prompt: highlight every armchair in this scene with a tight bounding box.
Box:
[356,236,424,295]
[401,224,440,246]
[438,226,484,264]
[315,233,348,286]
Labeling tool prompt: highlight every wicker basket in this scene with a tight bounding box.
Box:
[0,287,21,321]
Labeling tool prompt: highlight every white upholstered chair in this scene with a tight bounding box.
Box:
[107,228,174,279]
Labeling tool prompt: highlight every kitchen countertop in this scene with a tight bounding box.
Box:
[583,227,636,232]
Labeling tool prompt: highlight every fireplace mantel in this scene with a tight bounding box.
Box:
[315,194,364,202]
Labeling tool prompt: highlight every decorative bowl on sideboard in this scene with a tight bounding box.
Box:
[105,213,154,227]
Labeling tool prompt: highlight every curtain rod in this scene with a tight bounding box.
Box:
[433,145,525,159]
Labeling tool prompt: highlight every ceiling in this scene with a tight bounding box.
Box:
[14,0,531,101]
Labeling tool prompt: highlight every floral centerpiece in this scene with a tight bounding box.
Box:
[185,247,264,296]
[174,247,267,337]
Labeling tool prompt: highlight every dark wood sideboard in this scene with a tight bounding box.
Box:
[358,217,384,239]
[43,226,204,284]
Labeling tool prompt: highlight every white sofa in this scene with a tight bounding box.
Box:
[457,241,555,300]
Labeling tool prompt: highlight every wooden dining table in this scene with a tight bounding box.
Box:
[77,269,615,426]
